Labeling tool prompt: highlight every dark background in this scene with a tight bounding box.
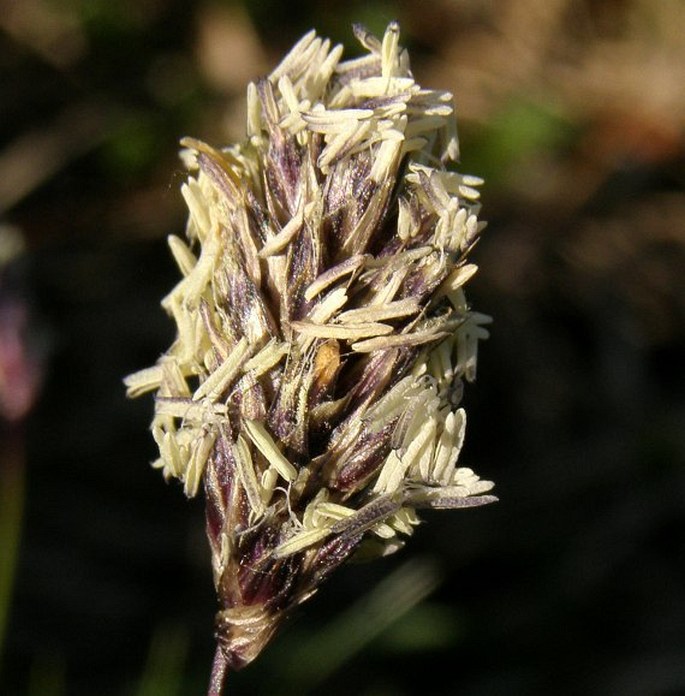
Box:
[1,1,684,694]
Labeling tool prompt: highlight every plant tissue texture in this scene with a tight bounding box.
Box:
[125,22,495,670]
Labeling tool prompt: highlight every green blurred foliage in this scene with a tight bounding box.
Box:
[466,99,577,186]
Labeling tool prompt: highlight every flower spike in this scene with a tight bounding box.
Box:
[125,22,495,688]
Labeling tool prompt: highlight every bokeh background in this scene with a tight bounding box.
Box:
[1,0,684,694]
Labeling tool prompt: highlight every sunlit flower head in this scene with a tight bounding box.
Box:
[126,21,495,676]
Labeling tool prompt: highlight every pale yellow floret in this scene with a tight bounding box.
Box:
[246,81,262,138]
[304,254,367,301]
[425,344,450,387]
[454,312,492,381]
[305,286,349,325]
[405,116,451,141]
[311,501,356,525]
[303,42,344,102]
[161,299,195,363]
[399,394,439,448]
[368,270,406,306]
[180,180,211,240]
[437,264,479,297]
[345,76,416,101]
[273,527,331,558]
[268,29,317,82]
[302,106,374,134]
[372,450,407,494]
[243,419,297,482]
[233,434,266,520]
[337,297,420,324]
[364,375,424,432]
[351,327,449,353]
[160,358,192,397]
[277,75,301,117]
[364,245,432,270]
[370,137,403,182]
[184,427,217,497]
[260,467,279,506]
[318,120,373,170]
[164,224,221,311]
[301,489,329,529]
[153,397,227,422]
[167,235,197,276]
[431,409,466,485]
[192,336,252,402]
[416,418,440,480]
[380,23,398,77]
[386,507,420,535]
[151,425,184,480]
[396,198,416,241]
[155,429,190,480]
[242,339,289,377]
[292,319,393,341]
[123,365,164,398]
[259,199,305,257]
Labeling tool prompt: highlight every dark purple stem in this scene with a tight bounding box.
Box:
[208,644,229,696]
